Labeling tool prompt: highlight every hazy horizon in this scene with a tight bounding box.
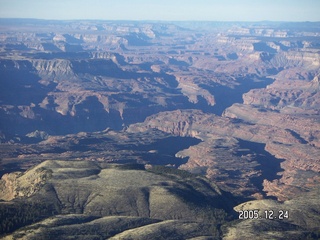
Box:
[0,0,319,22]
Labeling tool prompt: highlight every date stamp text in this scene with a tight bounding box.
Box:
[238,210,289,220]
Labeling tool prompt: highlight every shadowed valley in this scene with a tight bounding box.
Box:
[0,19,320,239]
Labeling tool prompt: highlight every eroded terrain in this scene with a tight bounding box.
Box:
[0,19,319,238]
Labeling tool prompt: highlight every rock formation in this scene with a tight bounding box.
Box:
[0,19,319,238]
[0,160,234,239]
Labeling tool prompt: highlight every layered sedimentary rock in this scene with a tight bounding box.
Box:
[1,19,320,238]
[1,20,319,140]
[127,109,314,199]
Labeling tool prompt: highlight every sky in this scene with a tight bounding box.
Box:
[0,0,319,22]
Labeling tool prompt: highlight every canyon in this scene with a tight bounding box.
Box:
[0,19,319,239]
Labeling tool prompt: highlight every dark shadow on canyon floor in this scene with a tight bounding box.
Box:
[236,139,284,199]
[200,77,275,115]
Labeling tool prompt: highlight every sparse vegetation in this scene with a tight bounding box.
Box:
[0,200,60,235]
[0,161,236,239]
[147,165,232,227]
[304,230,320,240]
[147,165,199,179]
[109,163,146,171]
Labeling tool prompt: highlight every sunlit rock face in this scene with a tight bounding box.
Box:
[0,19,320,239]
[1,21,319,138]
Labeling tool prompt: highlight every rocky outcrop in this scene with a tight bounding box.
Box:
[0,160,233,238]
[1,20,320,140]
[0,165,52,201]
[31,59,74,80]
[223,72,320,201]
[224,104,320,145]
[1,19,320,207]
[0,20,319,239]
[129,109,304,145]
[128,108,320,200]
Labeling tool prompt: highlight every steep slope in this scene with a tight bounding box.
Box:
[1,20,320,239]
[0,160,234,238]
[1,161,319,239]
[127,109,319,200]
[2,20,319,141]
[223,74,320,200]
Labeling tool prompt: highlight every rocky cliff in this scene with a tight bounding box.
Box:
[127,109,318,199]
[1,19,320,238]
